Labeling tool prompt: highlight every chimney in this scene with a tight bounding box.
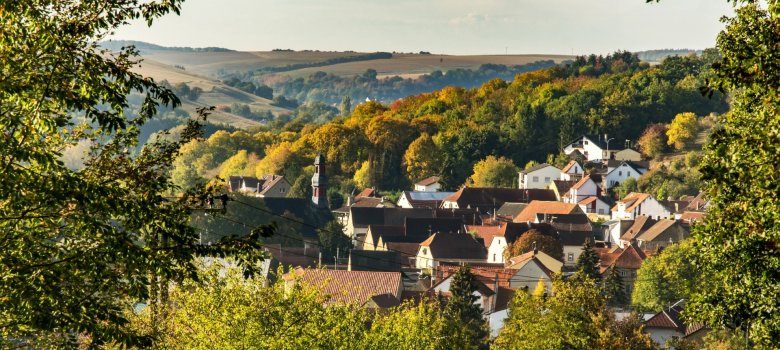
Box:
[532,241,538,255]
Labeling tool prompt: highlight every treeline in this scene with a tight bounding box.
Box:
[257,60,559,105]
[172,50,728,200]
[257,52,393,74]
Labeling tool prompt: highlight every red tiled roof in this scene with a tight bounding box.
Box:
[571,175,592,190]
[680,211,706,222]
[598,244,647,272]
[561,160,579,173]
[513,201,579,222]
[286,268,402,305]
[612,192,652,213]
[356,188,376,199]
[466,224,508,248]
[578,196,598,206]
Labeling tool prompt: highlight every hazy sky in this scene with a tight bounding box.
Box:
[113,0,734,55]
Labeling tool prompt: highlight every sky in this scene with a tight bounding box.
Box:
[113,0,734,55]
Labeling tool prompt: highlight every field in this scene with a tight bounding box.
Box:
[132,59,292,128]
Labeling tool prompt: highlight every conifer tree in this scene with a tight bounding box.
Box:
[575,239,601,281]
[602,266,628,307]
[445,266,489,350]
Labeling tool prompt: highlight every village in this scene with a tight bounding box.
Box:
[222,133,708,347]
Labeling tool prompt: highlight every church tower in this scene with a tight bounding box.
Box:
[311,154,328,208]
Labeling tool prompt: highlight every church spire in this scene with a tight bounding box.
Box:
[311,154,328,208]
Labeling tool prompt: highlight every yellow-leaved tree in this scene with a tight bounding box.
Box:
[666,112,699,150]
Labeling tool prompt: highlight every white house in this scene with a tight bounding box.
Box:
[563,135,619,162]
[577,196,610,216]
[612,192,672,220]
[519,163,563,189]
[396,191,454,209]
[227,175,291,198]
[414,176,441,192]
[560,160,584,181]
[563,175,599,203]
[604,161,646,190]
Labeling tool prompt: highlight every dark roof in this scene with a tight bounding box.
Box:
[415,176,441,186]
[495,202,529,219]
[258,197,330,239]
[350,207,432,228]
[548,214,595,246]
[520,163,558,174]
[606,159,650,170]
[552,180,577,195]
[686,192,709,211]
[366,293,402,309]
[444,187,557,211]
[349,250,402,272]
[366,225,405,247]
[264,244,320,269]
[401,191,454,209]
[286,268,402,305]
[386,242,422,264]
[420,231,487,260]
[620,215,657,241]
[598,243,647,272]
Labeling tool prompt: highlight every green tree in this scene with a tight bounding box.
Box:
[651,3,780,343]
[602,266,628,307]
[614,177,638,200]
[632,241,702,312]
[503,229,564,261]
[666,112,699,150]
[467,155,520,188]
[0,1,266,346]
[403,133,442,184]
[130,262,369,349]
[445,267,489,350]
[575,239,601,281]
[318,220,353,259]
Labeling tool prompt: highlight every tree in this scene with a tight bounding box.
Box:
[614,177,638,200]
[445,266,489,350]
[467,155,520,188]
[637,123,669,158]
[602,266,628,308]
[130,262,369,349]
[494,277,623,350]
[575,239,601,281]
[632,241,703,312]
[402,133,442,184]
[503,229,564,261]
[666,112,698,150]
[339,95,352,116]
[654,1,780,345]
[0,1,266,346]
[362,299,452,350]
[318,220,352,259]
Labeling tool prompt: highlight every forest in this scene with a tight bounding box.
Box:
[171,50,728,200]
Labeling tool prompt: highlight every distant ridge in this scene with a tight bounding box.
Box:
[635,49,706,63]
[99,40,234,53]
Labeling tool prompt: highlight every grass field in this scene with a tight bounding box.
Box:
[137,45,573,79]
[132,59,292,129]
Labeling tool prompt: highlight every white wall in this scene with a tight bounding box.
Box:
[415,183,441,192]
[488,236,507,264]
[563,245,583,267]
[605,163,643,189]
[519,166,563,189]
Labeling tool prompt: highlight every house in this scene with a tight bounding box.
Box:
[604,161,647,190]
[348,250,402,272]
[360,216,465,250]
[284,268,403,309]
[396,191,455,209]
[634,219,690,250]
[563,175,600,203]
[227,175,291,198]
[614,148,642,162]
[414,176,442,192]
[506,249,563,276]
[564,135,620,162]
[595,243,647,296]
[332,189,395,229]
[430,268,497,314]
[513,200,583,223]
[549,180,577,201]
[518,163,563,189]
[612,192,672,220]
[466,222,529,264]
[341,207,476,242]
[545,213,595,266]
[441,187,557,212]
[560,160,585,181]
[578,196,611,217]
[644,300,708,347]
[415,231,487,270]
[494,202,529,221]
[617,215,659,248]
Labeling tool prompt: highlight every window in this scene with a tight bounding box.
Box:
[422,248,427,255]
[567,253,574,262]
[532,176,539,183]
[493,253,496,262]
[598,208,604,214]
[618,171,622,176]
[544,177,551,183]
[584,140,589,145]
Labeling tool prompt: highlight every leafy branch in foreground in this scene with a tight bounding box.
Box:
[0,1,268,347]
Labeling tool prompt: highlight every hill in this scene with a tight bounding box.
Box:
[130,58,293,128]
